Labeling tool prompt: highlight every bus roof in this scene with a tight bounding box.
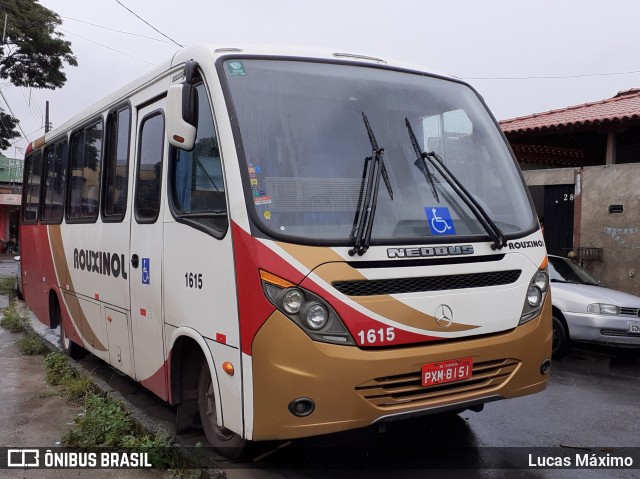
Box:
[28,44,454,153]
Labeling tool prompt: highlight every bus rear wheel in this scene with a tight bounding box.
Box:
[198,362,248,459]
[59,319,85,359]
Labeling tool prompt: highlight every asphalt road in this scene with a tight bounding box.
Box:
[3,258,640,478]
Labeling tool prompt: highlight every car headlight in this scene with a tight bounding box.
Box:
[520,259,550,325]
[587,303,620,315]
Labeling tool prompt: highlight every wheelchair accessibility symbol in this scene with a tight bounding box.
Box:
[425,207,456,235]
[142,258,150,285]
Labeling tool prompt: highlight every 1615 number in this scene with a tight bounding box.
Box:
[357,327,395,345]
[185,273,203,289]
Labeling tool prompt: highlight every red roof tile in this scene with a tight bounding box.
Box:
[500,89,640,134]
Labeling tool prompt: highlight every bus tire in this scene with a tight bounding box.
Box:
[552,314,570,359]
[59,318,85,359]
[198,362,248,459]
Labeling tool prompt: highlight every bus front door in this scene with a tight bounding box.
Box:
[129,99,169,400]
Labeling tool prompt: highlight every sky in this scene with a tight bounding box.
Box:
[3,0,640,158]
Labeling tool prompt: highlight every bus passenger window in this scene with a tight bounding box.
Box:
[23,151,43,223]
[135,112,164,223]
[67,120,103,221]
[42,141,68,223]
[170,83,228,237]
[103,106,131,221]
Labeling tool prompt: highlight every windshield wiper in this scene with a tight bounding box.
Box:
[404,118,507,250]
[349,113,393,256]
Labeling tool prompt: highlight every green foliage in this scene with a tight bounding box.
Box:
[18,331,47,354]
[0,0,77,89]
[0,304,25,332]
[62,393,173,468]
[62,392,134,447]
[0,277,18,300]
[0,0,78,147]
[44,351,75,385]
[64,374,95,402]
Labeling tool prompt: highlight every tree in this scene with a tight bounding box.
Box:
[0,110,19,150]
[0,0,77,149]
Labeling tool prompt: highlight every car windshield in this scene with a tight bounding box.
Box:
[222,59,535,244]
[548,256,600,286]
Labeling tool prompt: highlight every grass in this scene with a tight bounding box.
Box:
[43,352,179,471]
[18,332,48,355]
[0,276,17,301]
[0,302,26,332]
[62,392,174,467]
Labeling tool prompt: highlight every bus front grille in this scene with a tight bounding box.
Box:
[333,270,522,296]
[355,358,519,408]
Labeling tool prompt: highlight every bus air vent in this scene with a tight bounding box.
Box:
[333,270,521,296]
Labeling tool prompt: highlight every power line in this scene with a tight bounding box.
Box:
[114,0,183,48]
[464,69,640,81]
[59,28,155,65]
[62,16,176,45]
[0,89,29,140]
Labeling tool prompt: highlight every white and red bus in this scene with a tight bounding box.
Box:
[20,45,551,456]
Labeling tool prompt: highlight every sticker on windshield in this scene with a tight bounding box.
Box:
[254,195,272,205]
[425,207,456,235]
[226,61,247,76]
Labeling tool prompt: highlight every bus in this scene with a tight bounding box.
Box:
[20,45,552,456]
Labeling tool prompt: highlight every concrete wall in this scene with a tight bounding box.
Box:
[580,163,640,295]
[522,168,576,186]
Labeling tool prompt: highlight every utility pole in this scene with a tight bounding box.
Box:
[45,100,50,133]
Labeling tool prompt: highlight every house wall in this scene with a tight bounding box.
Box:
[580,163,640,295]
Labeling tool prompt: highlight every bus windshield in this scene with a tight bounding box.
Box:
[222,59,535,244]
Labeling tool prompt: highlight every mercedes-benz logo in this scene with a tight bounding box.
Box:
[435,304,454,328]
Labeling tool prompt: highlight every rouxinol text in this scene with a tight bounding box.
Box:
[73,248,128,280]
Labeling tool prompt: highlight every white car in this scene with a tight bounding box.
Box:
[549,255,640,358]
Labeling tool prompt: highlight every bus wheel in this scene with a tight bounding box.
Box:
[198,362,248,459]
[552,315,570,359]
[59,319,85,359]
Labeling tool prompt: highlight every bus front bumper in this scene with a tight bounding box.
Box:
[250,298,552,441]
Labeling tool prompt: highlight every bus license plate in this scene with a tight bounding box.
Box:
[422,357,473,387]
[629,321,640,334]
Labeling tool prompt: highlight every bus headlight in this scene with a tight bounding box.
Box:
[281,288,304,314]
[260,270,356,346]
[303,303,328,330]
[520,262,549,325]
[527,285,542,307]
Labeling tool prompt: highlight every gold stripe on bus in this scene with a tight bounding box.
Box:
[275,243,478,333]
[49,225,108,351]
[275,242,349,274]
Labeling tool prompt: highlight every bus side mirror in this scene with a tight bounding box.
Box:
[167,83,199,150]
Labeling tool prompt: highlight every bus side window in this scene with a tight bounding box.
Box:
[135,112,164,223]
[170,83,228,237]
[67,120,104,222]
[42,140,68,223]
[103,105,131,221]
[22,151,44,223]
